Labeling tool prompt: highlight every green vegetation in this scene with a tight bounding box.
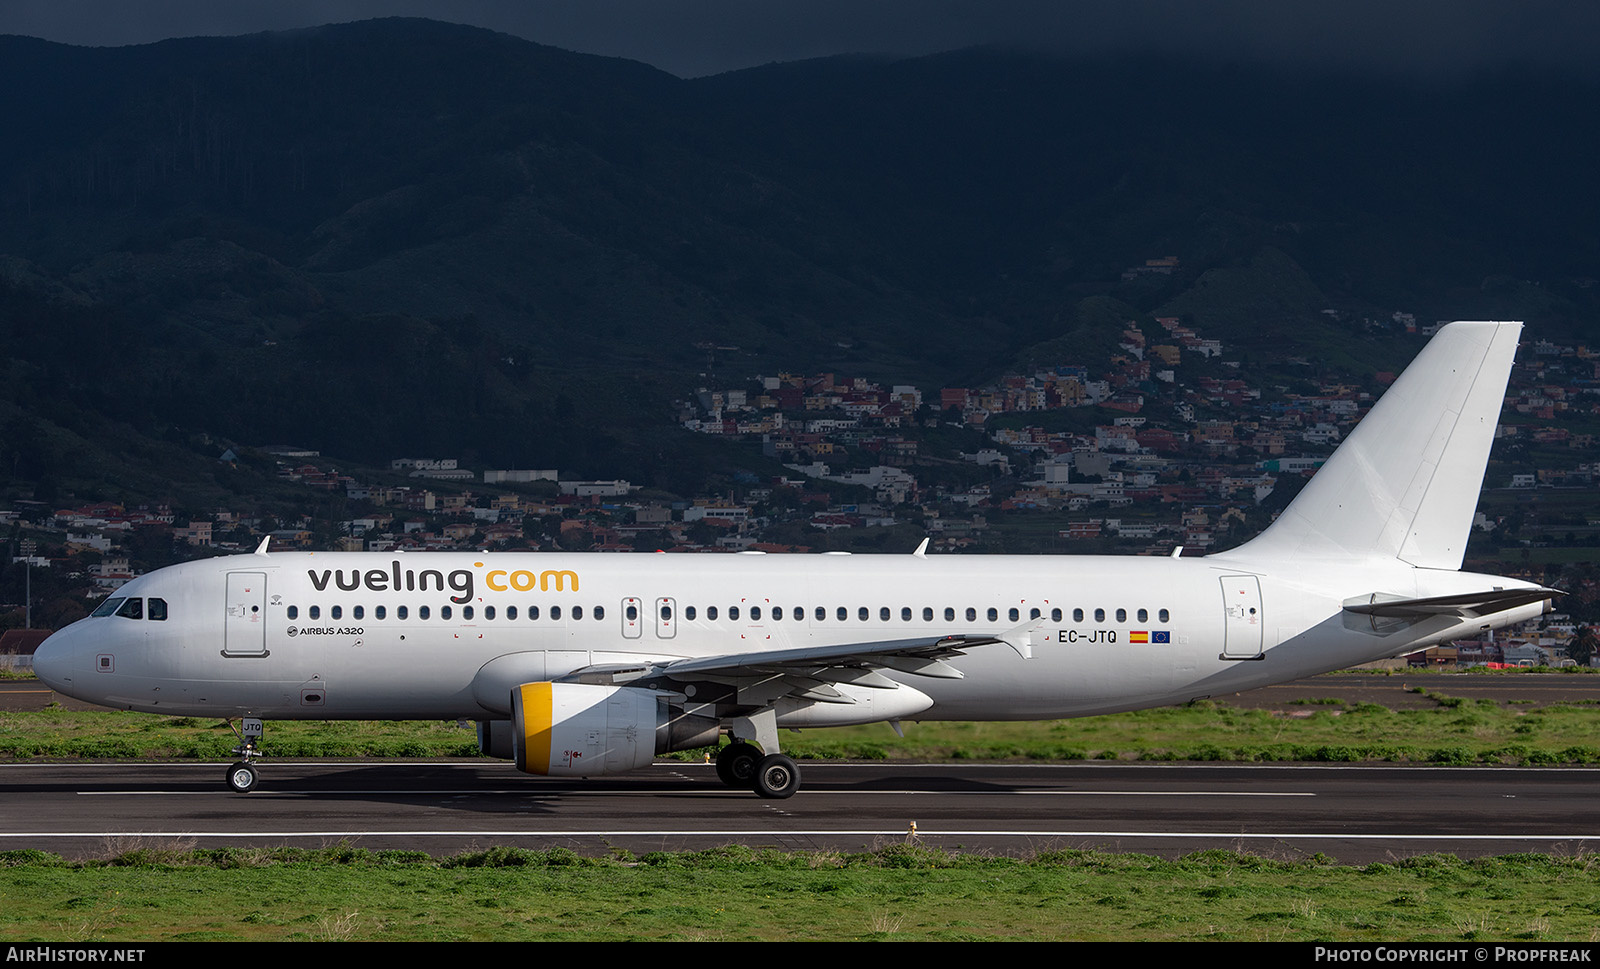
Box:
[0,844,1596,941]
[771,693,1600,767]
[0,710,481,760]
[7,682,1600,766]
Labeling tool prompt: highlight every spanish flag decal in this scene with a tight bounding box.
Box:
[1129,631,1150,644]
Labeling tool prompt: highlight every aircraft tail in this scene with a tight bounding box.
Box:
[1237,321,1522,569]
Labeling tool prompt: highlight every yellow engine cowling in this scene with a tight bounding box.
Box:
[510,682,718,776]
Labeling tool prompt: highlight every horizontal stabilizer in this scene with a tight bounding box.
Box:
[1343,587,1561,619]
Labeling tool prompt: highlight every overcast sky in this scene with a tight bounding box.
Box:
[2,0,1597,78]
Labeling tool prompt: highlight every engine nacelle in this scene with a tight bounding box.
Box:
[509,682,718,777]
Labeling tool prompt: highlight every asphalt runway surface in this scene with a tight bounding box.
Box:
[1,760,1597,865]
[4,672,1599,863]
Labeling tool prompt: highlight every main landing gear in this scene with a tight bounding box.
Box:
[225,717,264,794]
[715,740,800,799]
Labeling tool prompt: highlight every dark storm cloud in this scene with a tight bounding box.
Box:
[2,0,1597,78]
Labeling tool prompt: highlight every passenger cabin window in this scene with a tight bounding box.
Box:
[331,605,343,620]
[594,605,605,620]
[309,605,321,621]
[287,605,299,620]
[1159,608,1170,622]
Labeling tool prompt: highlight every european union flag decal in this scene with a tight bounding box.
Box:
[1152,630,1171,644]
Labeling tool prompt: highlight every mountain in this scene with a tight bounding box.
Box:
[1,18,1597,501]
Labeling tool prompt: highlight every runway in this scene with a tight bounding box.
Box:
[1,760,1596,864]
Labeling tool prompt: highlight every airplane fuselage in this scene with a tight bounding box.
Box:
[37,548,1543,723]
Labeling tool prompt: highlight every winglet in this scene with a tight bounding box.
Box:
[912,538,929,558]
[254,536,271,555]
[997,619,1042,660]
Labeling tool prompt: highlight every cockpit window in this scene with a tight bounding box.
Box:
[148,598,168,621]
[92,597,127,618]
[115,597,144,620]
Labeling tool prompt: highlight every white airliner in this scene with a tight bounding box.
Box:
[33,321,1556,797]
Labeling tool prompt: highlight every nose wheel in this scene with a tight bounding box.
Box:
[226,761,258,793]
[224,717,264,794]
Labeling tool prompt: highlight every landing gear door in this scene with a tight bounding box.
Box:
[1220,575,1263,659]
[224,572,268,657]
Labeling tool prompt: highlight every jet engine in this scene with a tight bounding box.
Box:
[502,682,719,777]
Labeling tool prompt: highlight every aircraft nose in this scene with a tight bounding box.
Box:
[32,626,78,694]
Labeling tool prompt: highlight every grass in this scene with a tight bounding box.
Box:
[7,678,1600,766]
[2,844,1599,941]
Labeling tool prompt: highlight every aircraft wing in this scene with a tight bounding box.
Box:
[1342,587,1562,619]
[561,622,1042,705]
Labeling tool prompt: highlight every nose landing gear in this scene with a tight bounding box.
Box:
[225,717,264,794]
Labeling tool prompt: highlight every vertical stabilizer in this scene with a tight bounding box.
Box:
[1238,321,1521,569]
